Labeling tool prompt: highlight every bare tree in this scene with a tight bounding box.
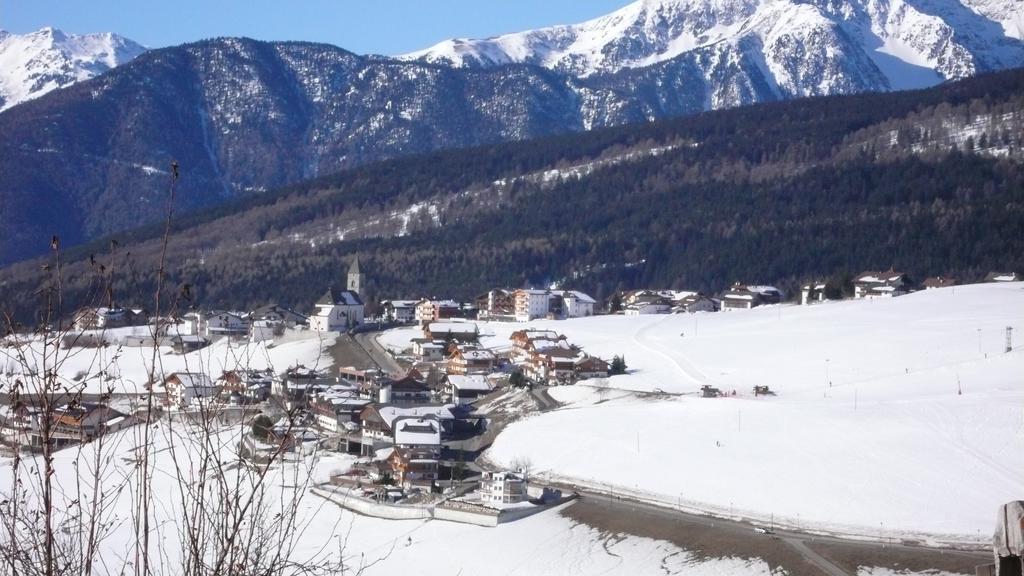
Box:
[0,162,386,576]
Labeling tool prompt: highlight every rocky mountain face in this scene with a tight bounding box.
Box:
[0,27,145,111]
[405,0,1024,92]
[1,0,1022,265]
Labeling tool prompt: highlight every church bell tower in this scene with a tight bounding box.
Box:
[347,256,365,295]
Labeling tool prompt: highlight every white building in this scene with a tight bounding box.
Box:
[162,372,218,407]
[625,301,672,315]
[412,338,446,362]
[854,270,911,299]
[514,289,596,322]
[514,290,552,322]
[310,289,365,332]
[800,282,827,305]
[202,311,249,337]
[673,293,718,313]
[382,300,418,323]
[444,374,493,403]
[558,291,596,318]
[480,471,528,505]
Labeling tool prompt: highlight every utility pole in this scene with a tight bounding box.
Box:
[1007,326,1014,353]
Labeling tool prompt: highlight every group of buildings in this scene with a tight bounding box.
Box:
[380,288,598,327]
[614,269,1022,316]
[802,269,1020,305]
[0,401,132,451]
[405,321,611,387]
[509,329,610,385]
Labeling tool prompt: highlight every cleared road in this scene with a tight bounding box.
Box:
[347,331,404,375]
[557,484,989,576]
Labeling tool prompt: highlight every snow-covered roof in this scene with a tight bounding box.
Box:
[166,372,214,390]
[559,290,596,304]
[457,348,496,360]
[485,470,526,483]
[447,375,492,392]
[532,338,573,352]
[89,307,126,317]
[393,416,442,446]
[724,293,755,301]
[986,272,1019,282]
[515,329,561,341]
[429,322,478,334]
[630,302,671,309]
[386,300,419,308]
[856,271,905,284]
[317,289,364,307]
[379,405,455,426]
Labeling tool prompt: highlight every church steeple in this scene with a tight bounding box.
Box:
[347,256,365,295]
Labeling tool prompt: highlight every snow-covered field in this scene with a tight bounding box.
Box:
[0,420,783,576]
[385,282,1024,542]
[0,329,336,395]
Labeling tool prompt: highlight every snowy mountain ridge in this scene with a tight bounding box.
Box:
[403,0,1024,93]
[0,27,145,111]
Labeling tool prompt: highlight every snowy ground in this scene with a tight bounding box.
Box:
[2,285,1010,573]
[0,420,785,576]
[385,283,1024,543]
[0,329,336,395]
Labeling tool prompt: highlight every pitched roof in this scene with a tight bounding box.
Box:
[985,271,1019,282]
[446,374,492,392]
[165,372,214,390]
[454,348,496,361]
[317,289,364,307]
[560,290,596,304]
[856,270,905,284]
[393,416,441,446]
[317,289,336,307]
[428,322,478,334]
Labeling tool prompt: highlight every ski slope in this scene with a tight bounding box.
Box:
[479,282,1024,542]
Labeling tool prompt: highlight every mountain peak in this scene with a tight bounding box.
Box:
[401,0,1024,85]
[0,27,146,112]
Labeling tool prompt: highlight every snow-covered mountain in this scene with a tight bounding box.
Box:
[403,0,1024,93]
[0,27,145,111]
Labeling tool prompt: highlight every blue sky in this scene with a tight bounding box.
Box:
[1,1,631,55]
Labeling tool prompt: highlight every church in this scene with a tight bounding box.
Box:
[311,258,366,332]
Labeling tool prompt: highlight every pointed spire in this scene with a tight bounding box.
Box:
[349,256,361,275]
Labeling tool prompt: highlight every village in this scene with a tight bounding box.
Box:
[0,258,1020,532]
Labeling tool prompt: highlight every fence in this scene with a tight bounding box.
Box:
[313,484,575,528]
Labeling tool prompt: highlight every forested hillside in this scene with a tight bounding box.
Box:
[2,69,1023,324]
